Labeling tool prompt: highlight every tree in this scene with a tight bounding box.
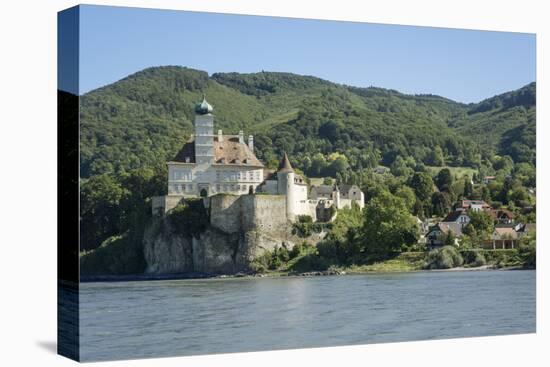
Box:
[409,172,434,202]
[468,210,494,236]
[324,155,350,177]
[431,191,452,217]
[444,230,456,247]
[390,156,413,178]
[428,146,445,166]
[463,177,473,198]
[518,232,536,269]
[80,174,127,251]
[310,153,327,177]
[395,186,416,212]
[361,191,419,260]
[436,168,453,191]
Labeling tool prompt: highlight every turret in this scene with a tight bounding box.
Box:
[194,95,214,165]
[333,185,341,210]
[277,153,296,221]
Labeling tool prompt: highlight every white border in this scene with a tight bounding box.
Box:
[0,1,547,366]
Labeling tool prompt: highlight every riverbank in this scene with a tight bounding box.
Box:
[80,263,530,282]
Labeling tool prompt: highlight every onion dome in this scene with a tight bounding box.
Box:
[195,94,213,114]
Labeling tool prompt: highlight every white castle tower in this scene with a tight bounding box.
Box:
[277,153,296,221]
[194,95,214,165]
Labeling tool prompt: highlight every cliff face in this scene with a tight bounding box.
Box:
[143,219,194,274]
[143,194,298,274]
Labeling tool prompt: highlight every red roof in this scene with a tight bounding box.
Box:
[170,136,263,167]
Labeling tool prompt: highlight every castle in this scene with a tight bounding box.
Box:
[152,96,364,222]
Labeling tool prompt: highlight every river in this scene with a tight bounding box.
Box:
[78,270,535,361]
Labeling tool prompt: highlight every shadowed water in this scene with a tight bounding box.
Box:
[79,270,535,361]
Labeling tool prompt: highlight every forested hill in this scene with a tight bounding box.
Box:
[452,82,536,165]
[80,66,536,178]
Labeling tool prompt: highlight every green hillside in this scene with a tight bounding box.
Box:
[452,82,536,165]
[79,66,535,179]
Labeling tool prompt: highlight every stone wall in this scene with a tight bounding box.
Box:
[209,194,243,233]
[151,195,185,215]
[209,194,288,235]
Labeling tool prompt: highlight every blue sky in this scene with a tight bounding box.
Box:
[70,5,535,103]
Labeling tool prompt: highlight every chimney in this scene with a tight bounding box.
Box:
[218,129,223,142]
[238,130,244,144]
[248,135,254,151]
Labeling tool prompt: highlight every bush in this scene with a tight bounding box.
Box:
[518,241,536,269]
[289,253,332,272]
[292,220,313,238]
[297,215,313,224]
[424,245,464,269]
[482,249,519,265]
[460,249,487,267]
[317,239,338,259]
[250,251,272,273]
[289,241,314,259]
[168,199,209,237]
[470,251,487,267]
[80,234,146,276]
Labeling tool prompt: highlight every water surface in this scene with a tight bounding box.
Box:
[79,270,535,361]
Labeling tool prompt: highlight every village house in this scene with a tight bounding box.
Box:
[489,208,515,224]
[414,216,430,245]
[426,222,460,250]
[439,210,471,236]
[516,223,536,238]
[483,226,519,249]
[454,199,491,212]
[425,208,471,249]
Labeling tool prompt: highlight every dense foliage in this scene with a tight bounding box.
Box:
[168,200,209,238]
[424,246,464,269]
[80,66,535,180]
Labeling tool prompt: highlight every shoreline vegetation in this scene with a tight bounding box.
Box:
[80,249,534,283]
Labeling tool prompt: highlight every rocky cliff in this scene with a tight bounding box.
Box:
[143,194,300,274]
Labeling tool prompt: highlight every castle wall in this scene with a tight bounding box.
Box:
[241,195,288,233]
[338,198,365,210]
[151,195,185,215]
[209,194,243,233]
[209,194,288,235]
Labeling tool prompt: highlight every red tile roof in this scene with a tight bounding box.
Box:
[170,136,263,167]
